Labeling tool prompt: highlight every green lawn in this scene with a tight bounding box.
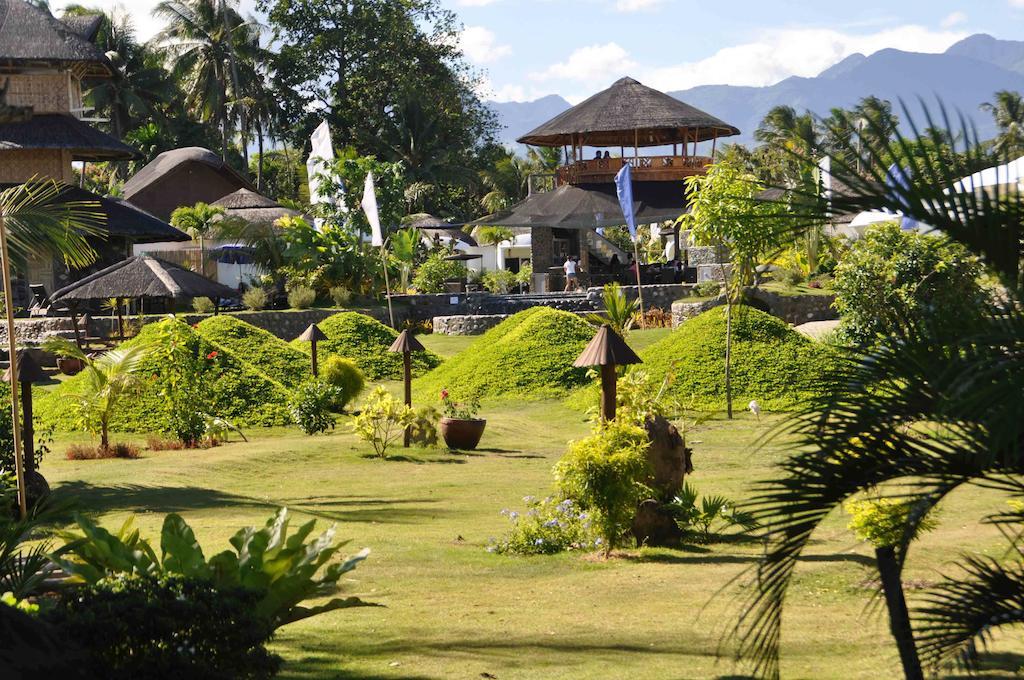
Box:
[37,394,1023,679]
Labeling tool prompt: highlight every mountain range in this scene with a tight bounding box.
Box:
[487,34,1024,149]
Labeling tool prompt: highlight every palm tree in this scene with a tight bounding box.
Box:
[471,225,514,270]
[41,338,150,451]
[479,151,531,214]
[153,0,258,163]
[169,202,224,274]
[731,103,1024,679]
[981,90,1024,158]
[585,283,638,337]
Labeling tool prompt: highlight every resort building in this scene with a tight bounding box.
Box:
[488,77,739,290]
[0,0,187,304]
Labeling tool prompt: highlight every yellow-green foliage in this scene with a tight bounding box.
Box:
[36,319,292,432]
[290,312,441,381]
[413,307,595,402]
[196,316,311,389]
[351,386,415,458]
[320,356,365,411]
[845,497,938,548]
[554,421,651,550]
[572,305,840,412]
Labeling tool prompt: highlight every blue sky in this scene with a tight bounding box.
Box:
[54,0,1023,103]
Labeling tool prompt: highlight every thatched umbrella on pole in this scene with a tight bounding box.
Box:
[3,351,47,477]
[298,323,327,377]
[388,330,425,447]
[573,324,642,421]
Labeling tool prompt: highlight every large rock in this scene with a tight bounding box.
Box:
[632,415,693,547]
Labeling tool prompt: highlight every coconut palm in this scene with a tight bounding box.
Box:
[169,202,225,274]
[981,90,1024,158]
[42,338,150,451]
[731,104,1024,679]
[479,151,531,214]
[472,225,514,270]
[0,180,104,270]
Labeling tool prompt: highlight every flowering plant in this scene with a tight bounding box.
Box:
[439,389,480,420]
[488,497,599,555]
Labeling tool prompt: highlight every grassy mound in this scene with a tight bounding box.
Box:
[196,316,311,389]
[570,305,841,413]
[36,319,292,432]
[290,312,441,380]
[413,307,595,402]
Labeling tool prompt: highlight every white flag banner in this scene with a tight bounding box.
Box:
[306,120,338,209]
[361,171,383,247]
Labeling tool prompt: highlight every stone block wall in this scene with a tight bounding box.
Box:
[433,314,511,335]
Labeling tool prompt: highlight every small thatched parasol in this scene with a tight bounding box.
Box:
[388,329,426,447]
[212,188,300,225]
[298,323,327,376]
[574,324,642,421]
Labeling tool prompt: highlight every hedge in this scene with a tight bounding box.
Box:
[36,319,292,432]
[570,305,842,412]
[413,307,595,402]
[290,311,441,380]
[196,316,311,389]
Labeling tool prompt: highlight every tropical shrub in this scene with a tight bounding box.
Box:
[192,296,215,314]
[329,285,352,307]
[489,497,596,555]
[845,496,938,548]
[319,356,365,411]
[288,380,338,435]
[41,337,150,450]
[36,319,292,433]
[65,442,140,460]
[196,316,310,389]
[665,482,758,543]
[586,283,637,336]
[637,306,672,329]
[554,421,652,553]
[0,398,49,473]
[412,252,467,293]
[516,263,533,290]
[242,287,270,311]
[287,285,317,310]
[693,281,722,298]
[54,508,372,628]
[832,222,983,345]
[482,269,517,294]
[291,312,441,380]
[414,307,594,402]
[409,406,439,447]
[41,574,281,680]
[351,387,415,458]
[439,389,479,419]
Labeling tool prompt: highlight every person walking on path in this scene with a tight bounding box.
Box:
[563,255,579,292]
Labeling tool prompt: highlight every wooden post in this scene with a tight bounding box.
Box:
[403,351,412,448]
[0,215,26,519]
[20,379,32,475]
[310,337,318,377]
[600,363,617,421]
[380,245,395,329]
[69,307,83,349]
[633,238,645,329]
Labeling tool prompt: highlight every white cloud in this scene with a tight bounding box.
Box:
[642,25,968,91]
[941,11,968,28]
[1010,0,1024,8]
[459,26,511,64]
[531,42,637,84]
[615,0,664,11]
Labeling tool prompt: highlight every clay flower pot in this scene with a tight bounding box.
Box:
[57,356,84,376]
[440,417,486,450]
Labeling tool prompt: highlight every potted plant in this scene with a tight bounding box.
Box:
[439,389,485,450]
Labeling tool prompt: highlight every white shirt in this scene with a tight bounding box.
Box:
[563,260,578,275]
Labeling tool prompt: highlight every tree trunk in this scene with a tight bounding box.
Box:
[256,119,265,192]
[100,420,109,452]
[876,545,924,680]
[724,295,733,419]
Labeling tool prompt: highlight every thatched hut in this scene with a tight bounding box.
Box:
[212,188,300,225]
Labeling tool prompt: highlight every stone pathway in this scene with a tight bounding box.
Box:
[793,319,840,340]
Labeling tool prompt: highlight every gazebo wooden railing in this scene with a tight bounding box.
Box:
[556,155,713,185]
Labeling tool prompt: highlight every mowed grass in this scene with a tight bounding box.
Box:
[37,391,1023,678]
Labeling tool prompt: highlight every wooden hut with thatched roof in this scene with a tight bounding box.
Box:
[211,188,299,226]
[123,147,256,221]
[0,0,188,304]
[511,76,739,284]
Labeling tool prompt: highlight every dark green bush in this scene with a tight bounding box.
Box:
[319,356,365,411]
[36,319,292,433]
[413,307,594,402]
[42,574,280,680]
[291,312,441,380]
[571,305,841,412]
[196,316,311,389]
[288,379,338,435]
[412,252,467,293]
[832,222,983,345]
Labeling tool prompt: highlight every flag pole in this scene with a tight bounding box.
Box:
[632,238,645,329]
[380,242,396,329]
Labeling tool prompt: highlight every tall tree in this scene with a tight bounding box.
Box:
[981,90,1024,158]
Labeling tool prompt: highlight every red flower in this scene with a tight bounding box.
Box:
[440,389,449,400]
[206,351,218,360]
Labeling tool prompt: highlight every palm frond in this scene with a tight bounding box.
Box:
[0,179,105,270]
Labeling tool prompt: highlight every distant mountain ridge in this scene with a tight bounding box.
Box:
[487,34,1024,148]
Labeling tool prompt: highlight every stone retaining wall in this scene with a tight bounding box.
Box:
[670,289,838,328]
[432,314,511,335]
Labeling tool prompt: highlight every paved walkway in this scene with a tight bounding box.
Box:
[793,319,840,340]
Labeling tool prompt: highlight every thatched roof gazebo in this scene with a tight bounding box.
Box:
[0,114,138,161]
[50,254,236,304]
[0,0,111,77]
[212,188,300,225]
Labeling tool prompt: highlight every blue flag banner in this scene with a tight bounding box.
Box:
[614,164,637,239]
[884,163,922,232]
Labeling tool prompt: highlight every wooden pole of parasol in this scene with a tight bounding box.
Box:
[0,214,27,519]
